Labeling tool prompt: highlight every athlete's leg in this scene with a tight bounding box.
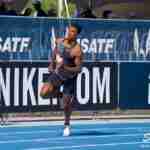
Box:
[62,76,76,136]
[40,72,63,98]
[63,94,73,126]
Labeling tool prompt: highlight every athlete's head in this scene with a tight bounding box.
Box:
[67,23,82,41]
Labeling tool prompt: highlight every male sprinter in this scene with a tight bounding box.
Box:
[40,24,83,136]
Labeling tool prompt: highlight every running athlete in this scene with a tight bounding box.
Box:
[40,24,83,136]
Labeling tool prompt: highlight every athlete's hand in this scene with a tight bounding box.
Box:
[56,54,63,64]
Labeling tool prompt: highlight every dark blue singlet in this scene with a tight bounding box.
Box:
[57,42,78,80]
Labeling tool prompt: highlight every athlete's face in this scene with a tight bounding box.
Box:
[67,26,78,40]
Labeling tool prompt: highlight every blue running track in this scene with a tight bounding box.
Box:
[0,120,150,150]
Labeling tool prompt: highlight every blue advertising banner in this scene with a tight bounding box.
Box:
[0,17,150,61]
[119,62,150,109]
[0,61,117,112]
[1,17,150,111]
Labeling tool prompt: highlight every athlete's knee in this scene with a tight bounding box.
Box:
[40,83,54,97]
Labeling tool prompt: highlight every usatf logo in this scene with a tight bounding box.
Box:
[134,29,150,57]
[77,38,115,54]
[0,37,31,52]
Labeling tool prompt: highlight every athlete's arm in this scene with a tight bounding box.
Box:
[48,54,55,72]
[49,37,65,71]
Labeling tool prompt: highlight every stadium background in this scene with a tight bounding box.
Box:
[6,0,150,19]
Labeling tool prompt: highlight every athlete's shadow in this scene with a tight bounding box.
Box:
[72,130,116,136]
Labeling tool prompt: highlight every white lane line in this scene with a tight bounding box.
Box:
[0,130,58,135]
[0,133,143,144]
[1,119,150,128]
[25,141,150,150]
[0,127,150,136]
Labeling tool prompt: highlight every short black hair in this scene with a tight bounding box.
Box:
[70,23,82,34]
